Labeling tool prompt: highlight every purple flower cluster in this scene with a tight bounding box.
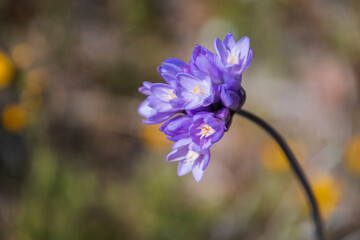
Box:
[138,33,252,182]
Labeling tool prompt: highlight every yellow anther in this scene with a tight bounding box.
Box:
[193,85,205,95]
[201,126,211,135]
[169,91,176,99]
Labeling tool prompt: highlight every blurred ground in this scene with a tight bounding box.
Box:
[0,0,359,239]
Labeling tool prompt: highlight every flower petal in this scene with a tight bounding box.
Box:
[183,95,202,110]
[177,161,194,176]
[172,138,192,149]
[147,95,173,112]
[150,83,174,101]
[177,73,199,92]
[224,32,236,49]
[243,49,253,71]
[214,38,228,65]
[192,162,204,182]
[142,112,175,124]
[189,142,201,152]
[158,58,187,86]
[138,81,153,95]
[137,99,153,118]
[233,36,250,62]
[167,147,188,162]
[220,88,241,111]
[161,115,192,140]
[201,150,211,170]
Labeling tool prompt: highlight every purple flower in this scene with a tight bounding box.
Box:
[138,32,252,181]
[177,73,214,110]
[190,45,222,85]
[220,79,243,111]
[189,112,225,150]
[138,81,153,95]
[160,115,192,141]
[214,32,253,79]
[167,138,210,182]
[158,58,189,88]
[137,99,177,124]
[138,83,183,124]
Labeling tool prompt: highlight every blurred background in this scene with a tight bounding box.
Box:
[0,0,359,239]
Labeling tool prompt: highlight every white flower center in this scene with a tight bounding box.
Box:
[197,124,215,139]
[185,150,200,163]
[227,53,239,64]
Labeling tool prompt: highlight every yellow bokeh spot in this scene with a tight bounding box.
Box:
[2,104,27,133]
[344,136,360,175]
[261,140,307,172]
[140,123,171,152]
[11,44,35,69]
[312,175,341,219]
[0,51,14,89]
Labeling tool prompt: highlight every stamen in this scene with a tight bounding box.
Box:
[193,85,205,95]
[198,124,216,139]
[201,126,211,135]
[168,91,176,99]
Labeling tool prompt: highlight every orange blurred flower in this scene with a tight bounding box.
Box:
[343,135,360,175]
[140,123,172,152]
[2,104,27,133]
[260,140,307,172]
[312,175,342,219]
[297,174,342,219]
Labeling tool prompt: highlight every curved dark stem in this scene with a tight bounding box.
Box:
[236,109,325,240]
